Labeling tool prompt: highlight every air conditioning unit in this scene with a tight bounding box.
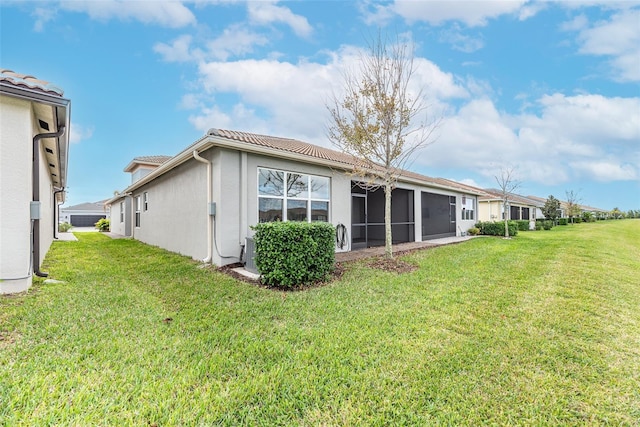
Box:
[244,237,259,274]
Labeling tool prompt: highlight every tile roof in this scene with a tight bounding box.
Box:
[480,189,544,206]
[209,129,358,166]
[132,155,172,164]
[0,68,64,96]
[208,128,484,194]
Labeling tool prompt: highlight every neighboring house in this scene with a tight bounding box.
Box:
[0,69,70,294]
[59,200,109,227]
[478,190,542,223]
[527,195,566,219]
[124,155,171,184]
[579,204,609,219]
[106,128,483,268]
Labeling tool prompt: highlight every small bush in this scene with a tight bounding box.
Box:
[535,222,543,231]
[95,218,110,232]
[558,218,568,226]
[543,220,553,230]
[574,217,582,223]
[58,222,72,232]
[474,221,518,237]
[253,221,335,289]
[515,220,530,231]
[467,227,480,236]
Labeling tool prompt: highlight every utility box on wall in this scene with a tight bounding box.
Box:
[30,201,41,220]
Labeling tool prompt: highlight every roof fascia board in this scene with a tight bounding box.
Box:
[0,82,70,108]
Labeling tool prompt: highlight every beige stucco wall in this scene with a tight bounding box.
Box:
[0,95,58,294]
[478,200,503,222]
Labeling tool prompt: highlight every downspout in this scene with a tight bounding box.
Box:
[53,188,65,239]
[193,150,212,263]
[33,126,66,277]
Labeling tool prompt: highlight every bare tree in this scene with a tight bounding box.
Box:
[494,166,521,239]
[565,189,581,224]
[327,33,440,258]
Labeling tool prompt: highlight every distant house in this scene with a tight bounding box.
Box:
[59,200,109,227]
[478,190,542,223]
[0,69,70,294]
[106,129,483,268]
[124,155,171,184]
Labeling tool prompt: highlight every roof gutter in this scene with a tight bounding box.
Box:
[33,126,66,277]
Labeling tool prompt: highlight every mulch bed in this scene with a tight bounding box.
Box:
[215,249,418,291]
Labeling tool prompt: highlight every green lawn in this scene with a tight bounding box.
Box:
[1,221,639,425]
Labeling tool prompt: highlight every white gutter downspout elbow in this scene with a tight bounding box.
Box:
[193,150,212,264]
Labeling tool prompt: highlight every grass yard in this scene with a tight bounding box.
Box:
[1,220,639,425]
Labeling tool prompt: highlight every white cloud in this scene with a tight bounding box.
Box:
[569,160,638,181]
[188,46,468,144]
[154,35,200,62]
[439,25,484,53]
[206,24,270,60]
[70,123,94,144]
[32,7,57,32]
[419,92,640,184]
[247,1,312,37]
[390,0,532,27]
[568,8,640,81]
[59,0,196,28]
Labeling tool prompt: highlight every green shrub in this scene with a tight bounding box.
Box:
[58,222,72,232]
[515,220,530,231]
[558,218,568,226]
[574,217,582,223]
[474,221,518,237]
[467,227,480,236]
[535,222,543,231]
[95,218,110,232]
[253,221,335,289]
[543,220,553,230]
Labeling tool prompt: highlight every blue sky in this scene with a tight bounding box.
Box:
[2,0,639,211]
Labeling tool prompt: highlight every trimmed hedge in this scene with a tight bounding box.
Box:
[515,220,530,231]
[474,221,518,237]
[559,218,568,226]
[253,221,335,289]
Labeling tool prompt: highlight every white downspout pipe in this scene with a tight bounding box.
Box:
[193,150,212,264]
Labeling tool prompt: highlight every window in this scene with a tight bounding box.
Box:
[119,201,124,223]
[462,196,475,220]
[143,192,148,211]
[135,196,141,227]
[258,167,330,223]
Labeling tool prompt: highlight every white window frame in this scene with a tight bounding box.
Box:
[143,192,148,211]
[462,196,475,221]
[135,196,141,228]
[257,167,330,223]
[119,201,124,223]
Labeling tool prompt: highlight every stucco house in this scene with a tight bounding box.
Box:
[59,200,109,227]
[0,69,70,294]
[477,190,542,224]
[106,129,483,268]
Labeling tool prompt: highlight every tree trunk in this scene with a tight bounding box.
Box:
[504,203,510,238]
[384,182,393,259]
